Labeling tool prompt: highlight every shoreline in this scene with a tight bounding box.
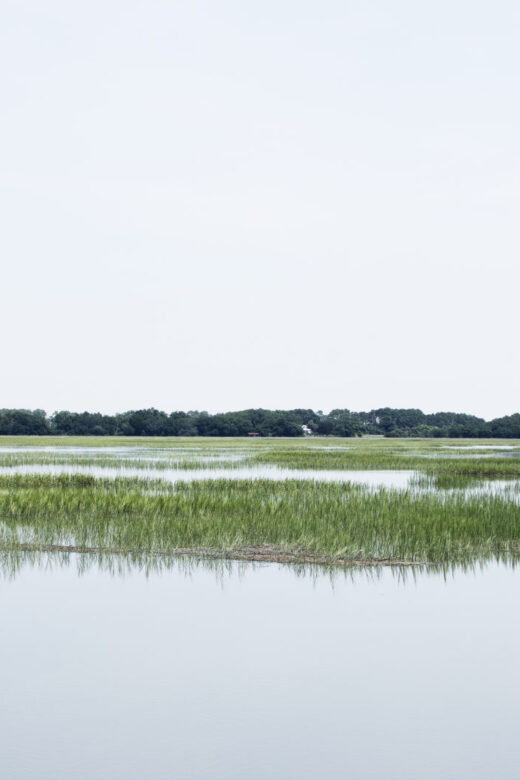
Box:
[0,542,431,567]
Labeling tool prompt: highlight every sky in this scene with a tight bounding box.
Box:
[1,0,519,420]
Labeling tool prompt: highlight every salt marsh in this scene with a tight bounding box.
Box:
[0,437,519,567]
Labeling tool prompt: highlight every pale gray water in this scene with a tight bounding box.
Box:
[441,445,520,451]
[0,446,148,454]
[406,451,520,460]
[2,444,520,499]
[0,446,247,463]
[0,462,416,488]
[1,560,518,780]
[3,459,520,499]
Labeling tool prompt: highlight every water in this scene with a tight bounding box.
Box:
[1,559,518,780]
[3,443,520,498]
[442,445,520,451]
[0,462,416,489]
[0,446,248,463]
[406,450,520,460]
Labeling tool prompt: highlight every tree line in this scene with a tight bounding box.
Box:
[1,407,520,437]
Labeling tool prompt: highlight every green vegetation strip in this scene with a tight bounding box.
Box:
[253,448,520,477]
[0,474,519,567]
[3,437,520,478]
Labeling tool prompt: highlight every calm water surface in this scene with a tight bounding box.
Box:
[3,461,520,499]
[0,462,416,488]
[1,560,518,780]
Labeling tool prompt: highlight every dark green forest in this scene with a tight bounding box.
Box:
[1,407,520,437]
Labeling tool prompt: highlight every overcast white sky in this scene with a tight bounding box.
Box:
[1,1,519,419]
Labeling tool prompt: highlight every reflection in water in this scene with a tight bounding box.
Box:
[0,546,514,583]
[1,558,519,780]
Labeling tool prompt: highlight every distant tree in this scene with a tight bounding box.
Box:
[0,406,518,438]
[0,409,51,435]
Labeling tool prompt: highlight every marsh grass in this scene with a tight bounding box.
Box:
[0,454,250,471]
[0,474,519,567]
[1,437,519,568]
[253,448,520,477]
[3,436,520,478]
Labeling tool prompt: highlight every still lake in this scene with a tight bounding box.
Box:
[1,559,518,780]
